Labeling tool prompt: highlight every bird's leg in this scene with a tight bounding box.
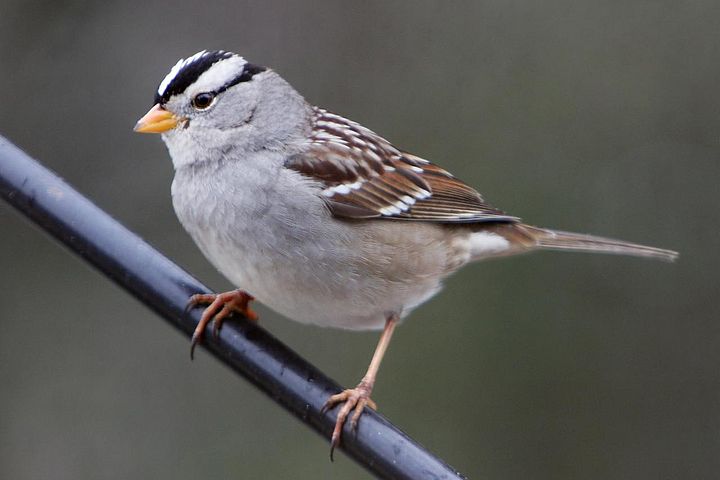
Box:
[322,313,398,460]
[187,289,258,359]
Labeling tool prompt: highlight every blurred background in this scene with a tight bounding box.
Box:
[0,1,718,478]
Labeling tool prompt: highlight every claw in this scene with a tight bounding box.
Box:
[185,290,257,358]
[190,331,201,360]
[322,382,376,460]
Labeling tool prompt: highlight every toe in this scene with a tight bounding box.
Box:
[212,303,235,338]
[321,391,348,413]
[350,397,370,431]
[188,293,215,307]
[244,307,259,322]
[328,397,356,459]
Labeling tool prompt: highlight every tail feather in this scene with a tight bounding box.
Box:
[521,225,678,262]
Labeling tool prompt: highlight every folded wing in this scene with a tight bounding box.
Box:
[286,108,518,223]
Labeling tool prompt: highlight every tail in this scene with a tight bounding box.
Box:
[478,223,678,262]
[521,225,678,262]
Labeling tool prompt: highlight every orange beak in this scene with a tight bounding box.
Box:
[133,104,181,133]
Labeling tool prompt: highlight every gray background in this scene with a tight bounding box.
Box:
[0,1,718,479]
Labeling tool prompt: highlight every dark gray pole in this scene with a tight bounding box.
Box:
[0,135,466,480]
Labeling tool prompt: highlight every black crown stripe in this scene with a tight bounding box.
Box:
[154,50,266,105]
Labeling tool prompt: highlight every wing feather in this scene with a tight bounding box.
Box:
[286,108,518,224]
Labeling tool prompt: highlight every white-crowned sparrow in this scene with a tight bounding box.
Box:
[134,50,678,453]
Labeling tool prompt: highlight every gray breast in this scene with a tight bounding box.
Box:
[169,153,454,330]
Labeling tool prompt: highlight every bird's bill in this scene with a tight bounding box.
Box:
[134,104,180,133]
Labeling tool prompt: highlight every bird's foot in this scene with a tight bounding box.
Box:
[187,290,258,358]
[321,380,377,460]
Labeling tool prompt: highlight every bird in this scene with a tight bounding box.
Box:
[134,49,678,455]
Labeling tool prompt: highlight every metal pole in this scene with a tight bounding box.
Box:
[0,135,466,480]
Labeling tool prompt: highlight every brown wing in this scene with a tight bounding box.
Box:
[286,108,518,223]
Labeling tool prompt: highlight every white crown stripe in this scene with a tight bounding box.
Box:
[157,50,209,96]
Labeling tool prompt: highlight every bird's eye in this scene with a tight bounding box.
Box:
[191,92,215,110]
